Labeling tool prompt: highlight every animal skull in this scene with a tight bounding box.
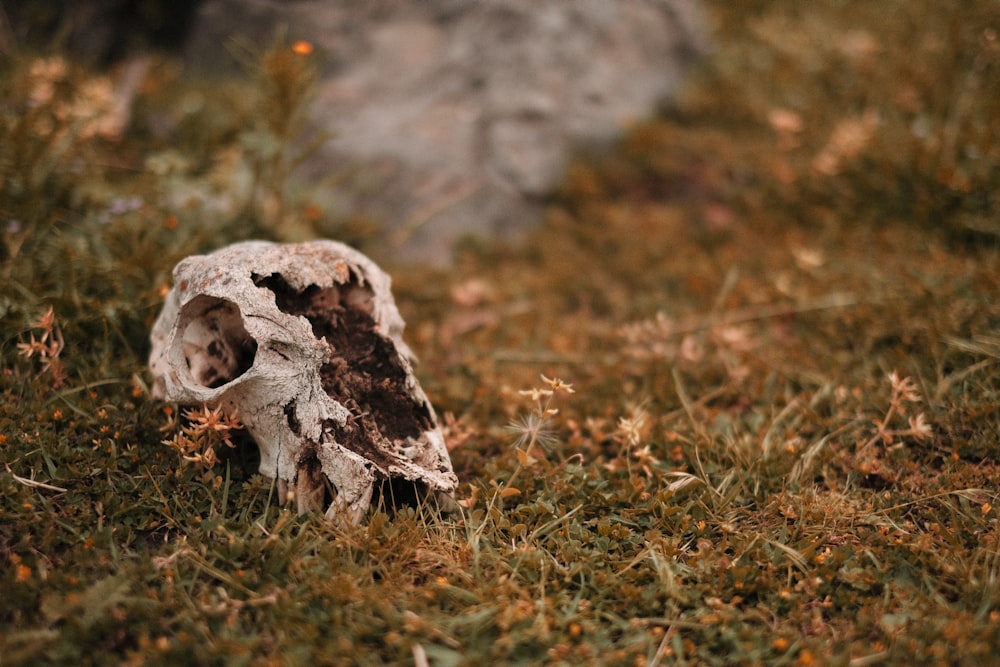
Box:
[149,240,458,524]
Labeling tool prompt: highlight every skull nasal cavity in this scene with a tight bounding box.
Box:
[178,296,258,389]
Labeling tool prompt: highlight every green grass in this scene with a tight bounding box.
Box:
[3,1,1000,664]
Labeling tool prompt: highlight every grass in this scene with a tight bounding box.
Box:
[3,0,1000,664]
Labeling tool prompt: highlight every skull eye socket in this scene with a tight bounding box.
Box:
[177,295,258,388]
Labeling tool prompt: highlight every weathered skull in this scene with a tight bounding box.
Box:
[149,240,457,524]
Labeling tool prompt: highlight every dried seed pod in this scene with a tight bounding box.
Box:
[149,240,457,524]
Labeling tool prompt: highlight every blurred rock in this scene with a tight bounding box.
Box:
[185,0,707,263]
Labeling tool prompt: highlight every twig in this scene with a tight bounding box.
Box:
[648,621,679,667]
[849,651,891,667]
[658,291,861,339]
[4,463,67,493]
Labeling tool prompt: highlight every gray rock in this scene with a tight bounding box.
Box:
[184,0,707,263]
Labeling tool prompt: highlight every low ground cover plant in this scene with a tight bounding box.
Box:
[2,1,1000,664]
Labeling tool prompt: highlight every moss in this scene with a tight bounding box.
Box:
[3,3,1000,665]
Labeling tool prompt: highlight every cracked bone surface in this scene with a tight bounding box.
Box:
[149,240,457,524]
